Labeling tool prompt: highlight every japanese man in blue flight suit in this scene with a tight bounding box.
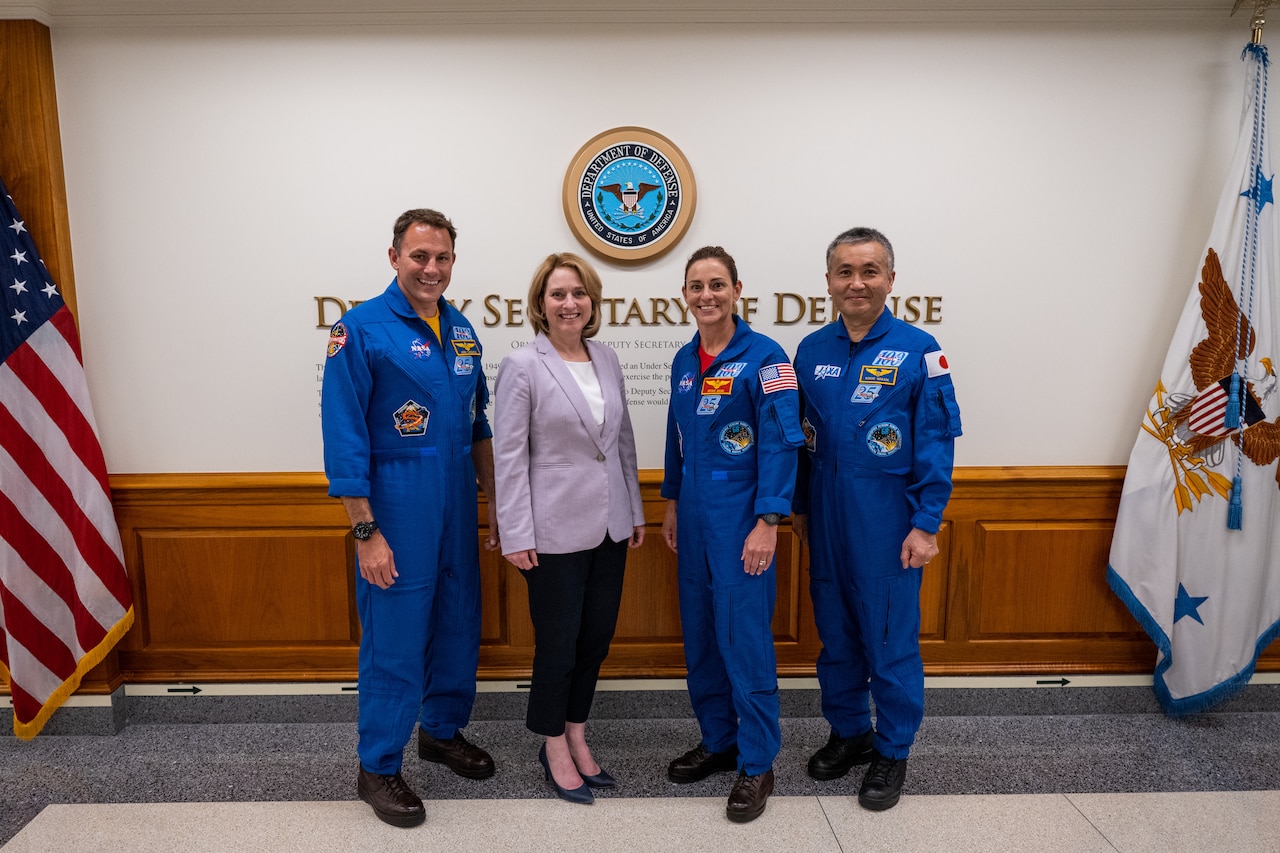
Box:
[322,209,500,829]
[661,245,806,824]
[794,227,961,812]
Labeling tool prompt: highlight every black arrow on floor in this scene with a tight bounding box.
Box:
[166,686,202,695]
[1035,678,1070,687]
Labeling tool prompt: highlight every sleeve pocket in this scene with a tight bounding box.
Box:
[937,384,963,438]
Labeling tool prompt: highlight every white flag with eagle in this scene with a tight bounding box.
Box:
[1108,42,1280,715]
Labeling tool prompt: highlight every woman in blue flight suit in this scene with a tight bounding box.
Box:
[660,245,805,824]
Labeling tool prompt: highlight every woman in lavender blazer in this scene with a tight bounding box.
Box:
[493,252,645,805]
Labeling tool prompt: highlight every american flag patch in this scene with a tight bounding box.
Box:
[759,363,797,393]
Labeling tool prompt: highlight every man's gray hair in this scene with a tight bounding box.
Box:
[826,227,894,272]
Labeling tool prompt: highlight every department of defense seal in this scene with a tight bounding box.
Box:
[563,127,697,263]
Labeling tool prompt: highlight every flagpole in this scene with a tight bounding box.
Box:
[1233,0,1276,43]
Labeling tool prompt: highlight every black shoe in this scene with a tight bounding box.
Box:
[807,729,875,780]
[726,768,774,823]
[538,743,594,804]
[578,767,617,789]
[858,750,907,811]
[667,743,739,783]
[357,766,425,828]
[418,728,495,779]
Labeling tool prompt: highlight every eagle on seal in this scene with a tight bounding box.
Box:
[1167,247,1280,486]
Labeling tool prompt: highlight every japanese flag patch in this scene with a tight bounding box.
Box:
[925,350,951,378]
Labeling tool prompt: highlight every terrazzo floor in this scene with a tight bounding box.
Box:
[3,682,1279,851]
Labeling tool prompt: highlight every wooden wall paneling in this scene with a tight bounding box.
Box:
[80,467,1278,692]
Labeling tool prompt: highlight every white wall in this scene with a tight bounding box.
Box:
[50,21,1251,472]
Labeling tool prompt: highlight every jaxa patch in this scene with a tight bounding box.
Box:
[867,421,902,457]
[701,377,734,395]
[410,337,431,359]
[327,323,347,358]
[452,339,479,357]
[715,361,747,378]
[813,364,841,380]
[697,395,722,415]
[802,417,817,452]
[872,349,908,367]
[678,372,695,394]
[394,400,430,436]
[851,384,881,403]
[454,356,473,375]
[859,365,898,385]
[719,421,754,455]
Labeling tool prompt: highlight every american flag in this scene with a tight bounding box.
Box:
[0,179,133,739]
[758,362,797,394]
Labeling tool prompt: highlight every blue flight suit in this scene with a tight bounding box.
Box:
[794,310,961,760]
[322,280,490,775]
[662,316,805,775]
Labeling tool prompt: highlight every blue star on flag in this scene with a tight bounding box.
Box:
[1173,583,1209,625]
[1241,164,1274,213]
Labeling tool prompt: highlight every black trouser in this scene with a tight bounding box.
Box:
[521,535,628,736]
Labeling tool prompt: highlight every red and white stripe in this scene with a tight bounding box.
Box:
[0,307,132,739]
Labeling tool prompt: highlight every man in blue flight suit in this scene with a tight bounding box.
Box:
[793,227,961,812]
[322,209,499,828]
[661,246,805,824]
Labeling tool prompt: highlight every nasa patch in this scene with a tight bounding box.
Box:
[719,421,754,455]
[327,323,347,358]
[696,395,722,415]
[678,372,695,393]
[394,400,430,437]
[867,422,903,457]
[410,337,431,359]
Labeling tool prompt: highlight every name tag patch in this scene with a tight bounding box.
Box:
[859,365,898,385]
[701,377,734,396]
[452,339,479,357]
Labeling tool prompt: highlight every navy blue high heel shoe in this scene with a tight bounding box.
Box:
[578,767,617,789]
[538,743,594,804]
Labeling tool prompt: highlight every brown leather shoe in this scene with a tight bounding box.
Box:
[726,768,774,823]
[417,728,495,779]
[357,766,425,828]
[667,743,739,783]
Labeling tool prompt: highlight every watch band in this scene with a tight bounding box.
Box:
[758,513,783,526]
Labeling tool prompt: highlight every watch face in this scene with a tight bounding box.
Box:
[352,521,377,540]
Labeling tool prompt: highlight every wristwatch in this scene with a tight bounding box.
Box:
[351,520,379,541]
[758,513,783,526]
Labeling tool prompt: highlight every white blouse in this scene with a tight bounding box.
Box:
[564,359,606,426]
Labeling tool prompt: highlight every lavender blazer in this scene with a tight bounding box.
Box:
[493,333,644,555]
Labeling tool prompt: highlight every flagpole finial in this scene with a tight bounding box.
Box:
[1233,0,1277,44]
